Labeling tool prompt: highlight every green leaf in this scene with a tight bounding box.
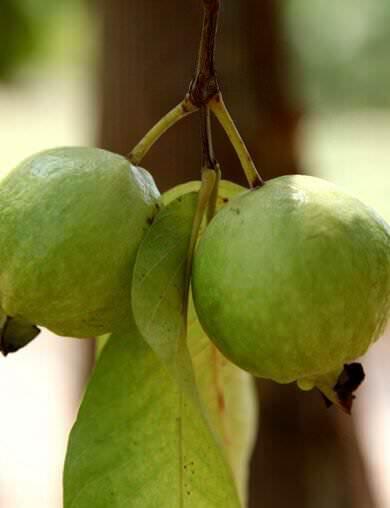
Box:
[132,183,247,391]
[64,320,241,508]
[187,300,258,506]
[131,185,257,504]
[0,315,40,355]
[132,192,198,398]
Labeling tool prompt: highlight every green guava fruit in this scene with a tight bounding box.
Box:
[192,175,390,409]
[0,146,161,338]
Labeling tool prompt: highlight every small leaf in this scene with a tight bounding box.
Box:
[132,192,198,397]
[0,316,40,355]
[132,183,247,388]
[64,321,241,508]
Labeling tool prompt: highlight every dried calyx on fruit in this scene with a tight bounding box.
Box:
[192,175,390,412]
[0,309,40,356]
[0,146,161,346]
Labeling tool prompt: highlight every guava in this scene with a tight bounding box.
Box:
[192,175,390,409]
[0,146,161,338]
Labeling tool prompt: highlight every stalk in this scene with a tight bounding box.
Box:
[128,98,196,165]
[210,94,264,188]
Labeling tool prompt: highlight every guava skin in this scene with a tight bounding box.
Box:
[0,147,161,337]
[192,175,390,385]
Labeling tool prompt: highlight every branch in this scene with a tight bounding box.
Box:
[128,0,221,164]
[129,0,265,188]
[188,0,221,107]
[189,0,265,187]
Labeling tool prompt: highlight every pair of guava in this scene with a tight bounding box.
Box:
[2,145,389,409]
[0,146,161,345]
[192,175,390,409]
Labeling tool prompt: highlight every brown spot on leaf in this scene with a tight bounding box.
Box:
[217,392,225,412]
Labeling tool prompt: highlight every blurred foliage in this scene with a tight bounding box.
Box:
[284,0,390,111]
[0,0,38,79]
[2,0,390,110]
[0,0,92,81]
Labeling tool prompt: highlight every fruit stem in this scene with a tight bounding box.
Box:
[209,94,265,188]
[200,106,216,170]
[200,105,220,222]
[207,163,221,223]
[128,98,197,165]
[184,168,217,305]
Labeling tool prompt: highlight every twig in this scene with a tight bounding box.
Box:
[188,0,221,107]
[128,98,196,165]
[210,94,264,188]
[129,0,265,188]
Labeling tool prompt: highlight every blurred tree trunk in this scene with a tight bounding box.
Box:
[97,1,376,507]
